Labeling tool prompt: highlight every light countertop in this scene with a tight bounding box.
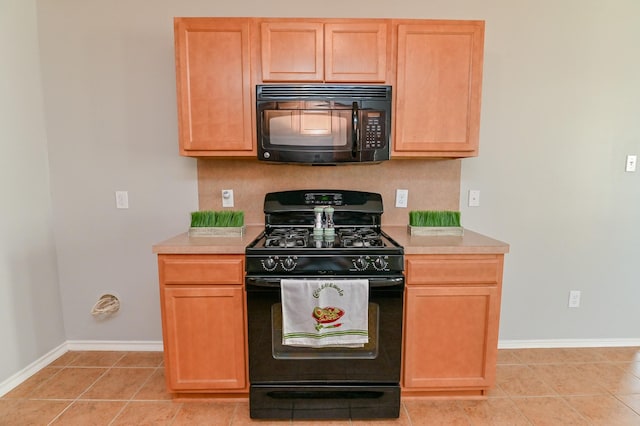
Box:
[384,226,509,255]
[153,226,508,255]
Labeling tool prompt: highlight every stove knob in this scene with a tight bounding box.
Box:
[354,257,369,271]
[373,257,388,271]
[281,257,296,271]
[262,257,277,271]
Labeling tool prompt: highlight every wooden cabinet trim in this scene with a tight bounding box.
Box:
[324,22,390,82]
[403,285,499,389]
[163,286,247,390]
[392,20,484,157]
[257,19,391,83]
[402,253,503,392]
[159,255,244,285]
[260,22,324,82]
[406,255,502,285]
[174,18,255,156]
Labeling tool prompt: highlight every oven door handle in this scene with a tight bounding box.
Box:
[245,276,404,289]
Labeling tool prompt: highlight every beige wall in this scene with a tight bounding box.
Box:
[32,0,640,350]
[198,159,461,225]
[0,0,66,384]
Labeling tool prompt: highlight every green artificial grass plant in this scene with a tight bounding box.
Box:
[409,210,461,227]
[190,210,244,227]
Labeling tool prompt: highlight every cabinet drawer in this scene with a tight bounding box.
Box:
[159,255,244,285]
[406,255,501,285]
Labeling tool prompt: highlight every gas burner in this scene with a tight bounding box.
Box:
[265,228,309,248]
[245,190,404,275]
[338,228,383,248]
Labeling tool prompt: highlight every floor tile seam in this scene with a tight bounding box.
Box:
[24,397,76,402]
[72,366,113,402]
[451,399,487,426]
[501,363,562,398]
[612,394,640,416]
[558,393,639,423]
[529,362,637,395]
[106,399,131,426]
[44,398,75,426]
[72,397,141,402]
[166,402,185,426]
[400,401,412,426]
[521,361,622,366]
[507,394,594,425]
[65,365,158,369]
[229,401,241,426]
[498,397,536,426]
[129,366,163,401]
[21,365,67,397]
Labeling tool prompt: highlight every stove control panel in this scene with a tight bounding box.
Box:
[352,256,389,271]
[261,256,299,272]
[248,254,403,275]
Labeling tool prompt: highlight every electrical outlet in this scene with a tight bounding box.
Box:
[626,155,637,172]
[395,189,408,208]
[568,290,581,308]
[222,189,234,207]
[468,190,480,207]
[115,191,128,209]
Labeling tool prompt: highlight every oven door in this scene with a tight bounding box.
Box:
[246,275,403,419]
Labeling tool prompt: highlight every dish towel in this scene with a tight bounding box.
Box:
[281,279,369,347]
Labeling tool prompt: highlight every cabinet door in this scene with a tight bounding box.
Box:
[260,20,389,83]
[174,18,254,155]
[324,23,389,82]
[162,286,246,391]
[394,21,484,157]
[403,285,499,389]
[260,22,324,82]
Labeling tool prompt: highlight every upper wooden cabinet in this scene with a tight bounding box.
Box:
[392,21,485,157]
[174,18,255,156]
[258,20,390,83]
[172,17,486,157]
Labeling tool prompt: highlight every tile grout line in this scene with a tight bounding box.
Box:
[46,362,115,426]
[110,363,175,425]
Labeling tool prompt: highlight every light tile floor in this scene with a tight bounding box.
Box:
[1,347,640,425]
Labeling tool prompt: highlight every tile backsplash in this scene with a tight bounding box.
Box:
[198,159,461,226]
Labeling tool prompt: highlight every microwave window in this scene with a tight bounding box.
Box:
[264,110,350,147]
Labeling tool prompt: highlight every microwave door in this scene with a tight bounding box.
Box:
[264,109,352,150]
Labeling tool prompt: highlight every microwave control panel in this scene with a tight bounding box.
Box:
[362,112,386,149]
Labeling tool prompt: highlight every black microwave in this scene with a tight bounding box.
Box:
[256,85,392,165]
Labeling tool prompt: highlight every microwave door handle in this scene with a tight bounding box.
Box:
[351,102,359,158]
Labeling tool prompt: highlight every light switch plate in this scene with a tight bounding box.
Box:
[395,189,408,208]
[222,189,234,207]
[626,155,637,172]
[468,190,480,207]
[115,191,128,209]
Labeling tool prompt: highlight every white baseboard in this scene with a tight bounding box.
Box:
[0,342,68,397]
[498,338,640,349]
[65,340,164,352]
[3,338,639,397]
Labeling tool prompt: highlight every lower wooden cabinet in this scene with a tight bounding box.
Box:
[157,254,247,393]
[402,254,504,395]
[155,252,504,397]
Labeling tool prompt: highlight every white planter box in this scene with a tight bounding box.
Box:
[188,226,246,237]
[408,226,464,236]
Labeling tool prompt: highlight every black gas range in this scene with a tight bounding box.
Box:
[245,190,404,420]
[245,189,404,278]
